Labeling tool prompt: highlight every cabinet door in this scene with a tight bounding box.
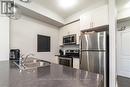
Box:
[80,12,92,31]
[80,5,108,31]
[73,58,79,69]
[59,21,80,45]
[92,5,108,28]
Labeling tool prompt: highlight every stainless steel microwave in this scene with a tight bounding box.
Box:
[63,34,76,45]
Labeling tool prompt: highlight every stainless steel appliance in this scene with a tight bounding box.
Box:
[80,31,109,87]
[59,57,73,67]
[63,34,76,45]
[59,49,64,56]
[59,49,66,56]
[10,49,20,60]
[59,49,79,67]
[65,49,79,58]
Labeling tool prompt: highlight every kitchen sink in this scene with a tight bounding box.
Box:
[13,58,51,71]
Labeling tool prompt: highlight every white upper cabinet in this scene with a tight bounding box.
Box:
[80,12,92,31]
[59,21,80,45]
[92,5,108,28]
[80,5,108,31]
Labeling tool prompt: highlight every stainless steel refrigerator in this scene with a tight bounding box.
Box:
[80,31,109,87]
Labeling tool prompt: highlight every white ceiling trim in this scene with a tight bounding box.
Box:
[14,0,65,24]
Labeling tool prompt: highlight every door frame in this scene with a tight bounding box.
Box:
[108,0,117,87]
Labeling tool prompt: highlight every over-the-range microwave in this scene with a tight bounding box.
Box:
[63,34,76,45]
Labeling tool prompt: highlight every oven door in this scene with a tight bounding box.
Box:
[59,57,73,67]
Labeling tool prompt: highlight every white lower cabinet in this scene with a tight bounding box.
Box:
[73,58,80,69]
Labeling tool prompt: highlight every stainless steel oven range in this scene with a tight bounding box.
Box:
[59,57,73,67]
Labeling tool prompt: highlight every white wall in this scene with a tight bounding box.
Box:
[10,15,59,62]
[0,17,9,61]
[118,8,130,20]
[117,1,130,20]
[0,1,9,61]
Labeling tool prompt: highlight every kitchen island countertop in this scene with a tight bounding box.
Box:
[0,61,103,87]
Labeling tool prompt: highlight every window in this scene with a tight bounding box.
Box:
[37,35,50,52]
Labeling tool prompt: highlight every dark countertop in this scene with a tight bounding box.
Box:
[0,61,103,87]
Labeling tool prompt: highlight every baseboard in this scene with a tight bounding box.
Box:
[118,71,130,78]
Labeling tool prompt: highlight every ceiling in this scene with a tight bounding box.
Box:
[116,0,130,10]
[33,0,107,19]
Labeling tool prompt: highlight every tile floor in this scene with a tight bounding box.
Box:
[117,76,130,87]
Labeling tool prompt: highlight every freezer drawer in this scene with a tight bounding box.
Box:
[80,51,106,75]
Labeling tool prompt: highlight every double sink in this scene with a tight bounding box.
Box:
[13,57,51,71]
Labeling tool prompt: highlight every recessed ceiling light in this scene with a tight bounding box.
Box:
[58,0,78,9]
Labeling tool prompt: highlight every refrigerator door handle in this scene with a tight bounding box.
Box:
[86,51,90,72]
[79,35,82,65]
[99,52,102,74]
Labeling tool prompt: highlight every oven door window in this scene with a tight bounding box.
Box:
[59,58,73,67]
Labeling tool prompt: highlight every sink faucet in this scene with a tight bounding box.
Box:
[24,53,34,63]
[20,53,34,66]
